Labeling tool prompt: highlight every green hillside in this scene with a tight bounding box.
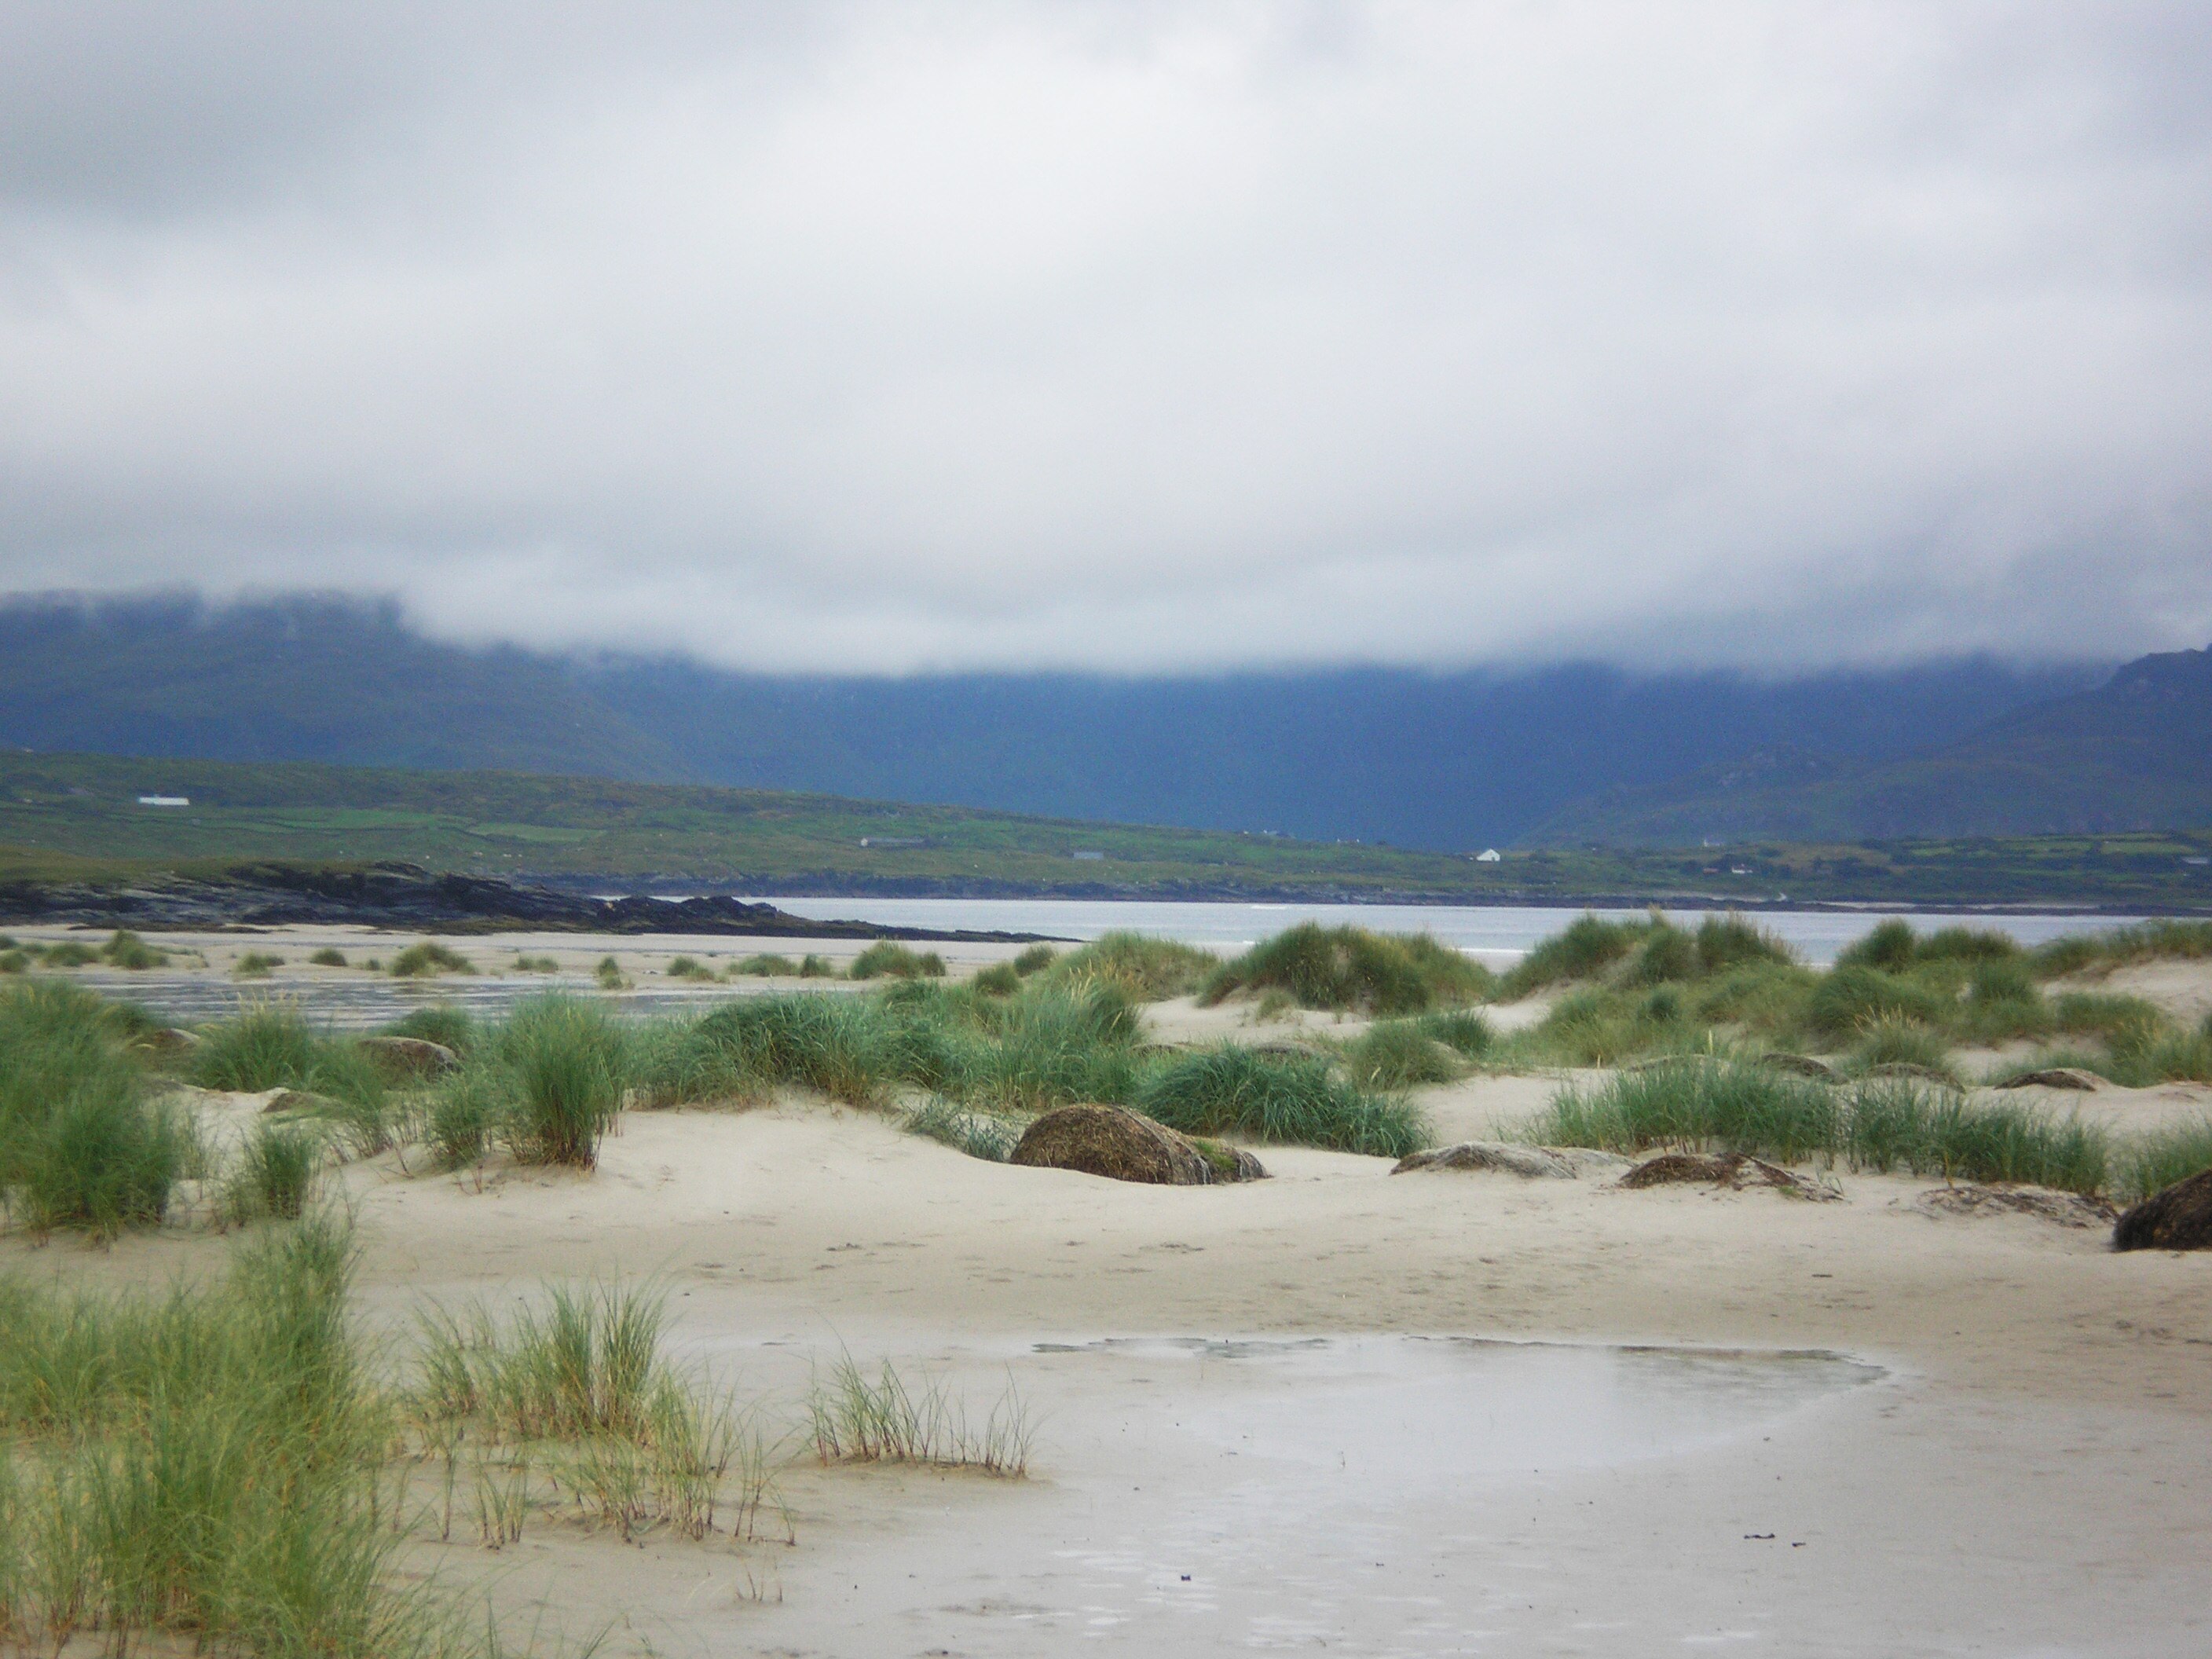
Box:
[2,749,2210,910]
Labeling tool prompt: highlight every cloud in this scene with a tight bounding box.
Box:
[1,1,2207,672]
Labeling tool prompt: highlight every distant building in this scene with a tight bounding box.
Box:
[1071,850,1105,862]
[137,795,189,807]
[858,836,928,849]
[1474,848,1502,862]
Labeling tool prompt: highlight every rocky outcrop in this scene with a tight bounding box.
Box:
[0,862,1060,940]
[357,1035,460,1077]
[1616,1151,1838,1199]
[1861,1062,1959,1088]
[1010,1104,1265,1186]
[1393,1141,1632,1179]
[2114,1169,2212,1251]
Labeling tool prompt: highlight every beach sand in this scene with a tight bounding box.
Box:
[9,934,2211,1654]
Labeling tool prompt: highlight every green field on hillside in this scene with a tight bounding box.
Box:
[2,750,2208,907]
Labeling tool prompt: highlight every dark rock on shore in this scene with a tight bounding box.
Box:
[2114,1169,2212,1251]
[1758,1052,1840,1082]
[0,861,1060,942]
[1010,1104,1265,1185]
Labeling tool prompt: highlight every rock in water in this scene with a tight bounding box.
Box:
[1617,1151,1837,1199]
[357,1034,460,1077]
[1758,1051,1839,1082]
[2114,1168,2212,1251]
[1011,1104,1263,1185]
[1995,1067,2101,1092]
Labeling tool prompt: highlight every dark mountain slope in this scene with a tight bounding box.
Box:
[0,594,685,782]
[1531,646,2212,844]
[0,591,2100,850]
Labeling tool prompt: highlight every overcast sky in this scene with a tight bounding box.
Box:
[1,2,2207,673]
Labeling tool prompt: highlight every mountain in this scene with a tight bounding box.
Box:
[0,592,2097,851]
[1532,646,2212,844]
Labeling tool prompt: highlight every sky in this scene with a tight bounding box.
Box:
[1,2,2207,674]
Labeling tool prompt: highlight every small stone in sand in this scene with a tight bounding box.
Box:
[1915,1185,2118,1228]
[1617,1152,1838,1200]
[1994,1068,2101,1092]
[1393,1142,1631,1180]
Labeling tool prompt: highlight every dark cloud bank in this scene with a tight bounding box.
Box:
[2,3,2207,673]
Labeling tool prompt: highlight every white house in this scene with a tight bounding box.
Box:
[137,795,189,808]
[1474,848,1502,862]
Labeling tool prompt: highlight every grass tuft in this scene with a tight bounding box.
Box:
[1139,1043,1428,1157]
[848,941,946,981]
[390,939,474,978]
[1202,923,1487,1014]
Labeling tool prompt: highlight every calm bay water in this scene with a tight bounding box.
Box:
[749,896,2141,966]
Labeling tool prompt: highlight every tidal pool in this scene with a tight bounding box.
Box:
[735,1334,1886,1656]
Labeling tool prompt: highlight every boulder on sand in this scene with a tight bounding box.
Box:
[1011,1104,1265,1185]
[357,1034,461,1077]
[262,1088,344,1116]
[132,1026,202,1056]
[2114,1168,2212,1252]
[1393,1141,1632,1179]
[1617,1151,1837,1200]
[1996,1067,2101,1092]
[1862,1061,1958,1087]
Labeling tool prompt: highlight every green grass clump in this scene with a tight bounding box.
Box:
[0,948,26,974]
[1803,964,1943,1041]
[848,941,946,980]
[665,955,717,981]
[1694,914,1799,973]
[1842,1082,2108,1192]
[98,928,169,969]
[1041,932,1214,1001]
[1138,1044,1428,1157]
[1844,1015,1959,1082]
[0,979,184,1236]
[190,1005,386,1106]
[903,1097,1019,1162]
[39,940,100,968]
[798,953,836,978]
[972,962,1022,996]
[2033,919,2212,976]
[390,939,474,978]
[1202,923,1487,1015]
[309,947,349,967]
[384,1004,477,1057]
[1499,914,1661,996]
[1341,1021,1463,1089]
[947,984,1142,1112]
[512,954,558,973]
[2116,1117,2212,1202]
[693,994,886,1104]
[1531,1061,2112,1194]
[412,1280,778,1543]
[809,1353,1031,1477]
[227,1120,325,1221]
[0,1216,475,1654]
[1537,1060,1841,1164]
[594,955,630,991]
[233,950,284,978]
[732,953,797,976]
[485,994,627,1167]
